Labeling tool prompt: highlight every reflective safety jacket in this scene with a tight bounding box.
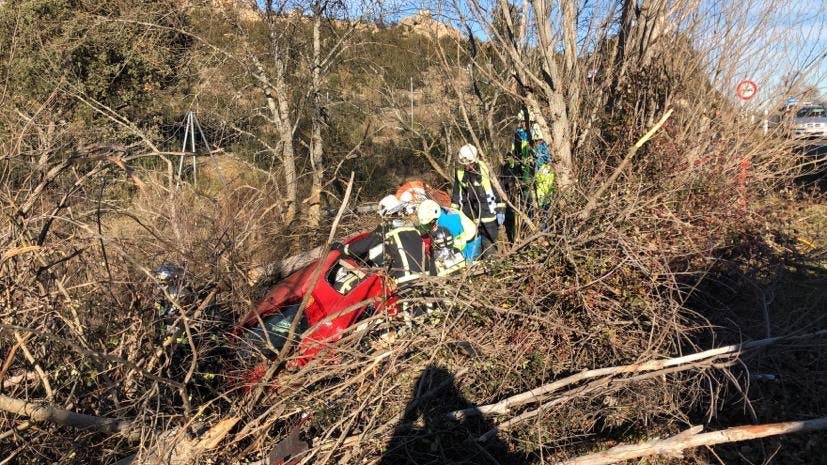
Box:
[332,266,361,294]
[533,140,551,171]
[342,224,426,284]
[451,160,505,225]
[532,141,556,207]
[507,127,531,182]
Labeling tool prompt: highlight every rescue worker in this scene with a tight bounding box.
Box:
[450,144,504,258]
[330,266,356,294]
[529,124,556,210]
[429,226,467,276]
[332,195,426,287]
[510,111,532,174]
[503,110,533,243]
[416,199,479,262]
[152,264,214,382]
[396,180,429,214]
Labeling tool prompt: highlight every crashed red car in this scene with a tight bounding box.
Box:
[234,231,398,385]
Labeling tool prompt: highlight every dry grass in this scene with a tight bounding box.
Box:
[2,66,827,465]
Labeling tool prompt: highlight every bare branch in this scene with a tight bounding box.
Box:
[558,418,827,465]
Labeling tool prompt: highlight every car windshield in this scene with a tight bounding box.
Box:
[238,304,308,360]
[796,107,826,118]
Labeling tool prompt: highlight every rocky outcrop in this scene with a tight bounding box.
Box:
[399,9,461,40]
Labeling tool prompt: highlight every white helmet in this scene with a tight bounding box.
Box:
[458,144,478,165]
[378,195,401,217]
[416,199,442,225]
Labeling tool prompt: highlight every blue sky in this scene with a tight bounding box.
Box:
[356,0,826,105]
[717,0,827,107]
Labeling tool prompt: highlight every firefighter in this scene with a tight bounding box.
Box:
[416,199,480,262]
[450,144,505,258]
[332,195,426,287]
[503,111,557,238]
[509,111,532,175]
[153,264,188,344]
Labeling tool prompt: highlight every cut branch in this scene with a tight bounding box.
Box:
[557,417,827,465]
[0,394,141,441]
[448,328,827,420]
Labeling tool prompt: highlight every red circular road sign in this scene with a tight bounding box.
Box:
[736,80,758,100]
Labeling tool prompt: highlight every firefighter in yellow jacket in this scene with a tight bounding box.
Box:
[450,144,504,258]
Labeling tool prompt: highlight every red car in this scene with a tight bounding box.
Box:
[234,231,398,386]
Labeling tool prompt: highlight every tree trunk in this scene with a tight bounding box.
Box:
[305,3,325,228]
[612,0,638,92]
[635,0,667,69]
[245,38,297,225]
[609,0,667,113]
[561,0,580,127]
[0,393,140,441]
[274,58,297,224]
[531,0,575,186]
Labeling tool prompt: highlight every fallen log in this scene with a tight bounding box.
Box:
[112,417,240,465]
[321,203,377,217]
[556,417,827,465]
[0,394,234,463]
[1,372,38,389]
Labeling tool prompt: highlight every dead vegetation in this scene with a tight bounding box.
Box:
[2,0,827,464]
[3,103,826,464]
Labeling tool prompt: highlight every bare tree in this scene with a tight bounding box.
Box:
[209,0,303,224]
[305,1,329,227]
[303,0,371,227]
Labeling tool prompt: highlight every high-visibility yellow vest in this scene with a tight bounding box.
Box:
[452,161,504,223]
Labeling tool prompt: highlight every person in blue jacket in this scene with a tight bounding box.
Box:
[529,124,556,210]
[416,199,480,263]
